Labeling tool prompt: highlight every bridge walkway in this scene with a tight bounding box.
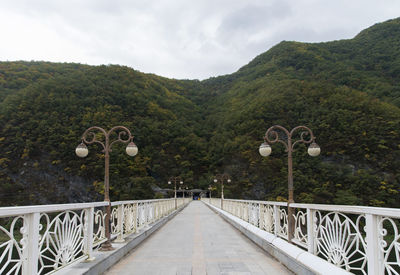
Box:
[105,201,291,275]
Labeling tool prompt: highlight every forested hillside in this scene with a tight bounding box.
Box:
[1,18,399,207]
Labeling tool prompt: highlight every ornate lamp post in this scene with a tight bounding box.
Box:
[213,174,231,209]
[259,125,320,243]
[168,176,183,209]
[75,126,138,250]
[208,185,212,204]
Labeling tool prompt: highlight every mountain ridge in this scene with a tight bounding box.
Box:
[0,18,399,207]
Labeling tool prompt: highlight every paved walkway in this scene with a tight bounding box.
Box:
[105,201,291,275]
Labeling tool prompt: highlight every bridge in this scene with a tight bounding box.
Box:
[0,197,399,275]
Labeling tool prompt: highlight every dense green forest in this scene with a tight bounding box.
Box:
[0,18,399,207]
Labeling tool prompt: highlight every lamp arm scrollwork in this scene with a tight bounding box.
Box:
[81,126,108,151]
[264,125,290,152]
[214,173,231,183]
[169,176,182,183]
[290,126,315,151]
[108,126,134,150]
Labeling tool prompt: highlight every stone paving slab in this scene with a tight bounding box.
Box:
[105,201,292,275]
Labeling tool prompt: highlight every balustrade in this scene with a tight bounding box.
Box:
[0,198,188,275]
[207,198,400,275]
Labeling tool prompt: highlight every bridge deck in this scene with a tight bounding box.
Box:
[106,201,291,275]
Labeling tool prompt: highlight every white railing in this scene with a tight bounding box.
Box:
[207,198,400,275]
[0,198,189,275]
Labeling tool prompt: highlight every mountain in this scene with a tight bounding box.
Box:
[0,18,399,207]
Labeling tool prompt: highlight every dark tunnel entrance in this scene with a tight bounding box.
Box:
[190,189,205,200]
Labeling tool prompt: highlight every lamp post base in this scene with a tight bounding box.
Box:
[287,202,295,243]
[99,240,114,251]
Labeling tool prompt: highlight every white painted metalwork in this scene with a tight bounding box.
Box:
[208,198,400,275]
[248,203,260,227]
[315,211,367,274]
[261,204,275,233]
[277,207,288,239]
[1,216,24,274]
[0,198,189,275]
[378,216,400,275]
[293,209,308,248]
[93,209,106,246]
[38,211,86,274]
[123,204,137,237]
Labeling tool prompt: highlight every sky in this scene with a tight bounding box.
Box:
[1,0,399,80]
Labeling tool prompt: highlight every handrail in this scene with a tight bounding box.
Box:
[0,202,109,217]
[110,198,174,206]
[291,202,400,217]
[223,198,287,206]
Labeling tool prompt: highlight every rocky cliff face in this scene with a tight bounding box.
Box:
[7,159,99,205]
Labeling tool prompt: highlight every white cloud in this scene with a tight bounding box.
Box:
[0,0,399,79]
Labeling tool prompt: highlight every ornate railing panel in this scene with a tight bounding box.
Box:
[38,211,86,274]
[0,198,189,275]
[0,216,24,275]
[379,217,400,275]
[293,208,307,248]
[93,208,106,247]
[206,198,400,275]
[248,203,260,227]
[277,206,288,239]
[315,211,367,274]
[261,204,275,233]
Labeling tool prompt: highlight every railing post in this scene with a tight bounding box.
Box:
[240,202,243,219]
[145,203,150,228]
[84,207,95,261]
[155,202,159,220]
[247,202,250,223]
[115,204,125,242]
[366,214,383,275]
[235,202,238,217]
[307,208,315,254]
[152,202,156,222]
[274,205,280,236]
[259,203,264,229]
[149,202,152,224]
[135,202,139,233]
[22,212,40,275]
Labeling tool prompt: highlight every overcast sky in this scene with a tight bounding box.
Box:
[1,0,399,80]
